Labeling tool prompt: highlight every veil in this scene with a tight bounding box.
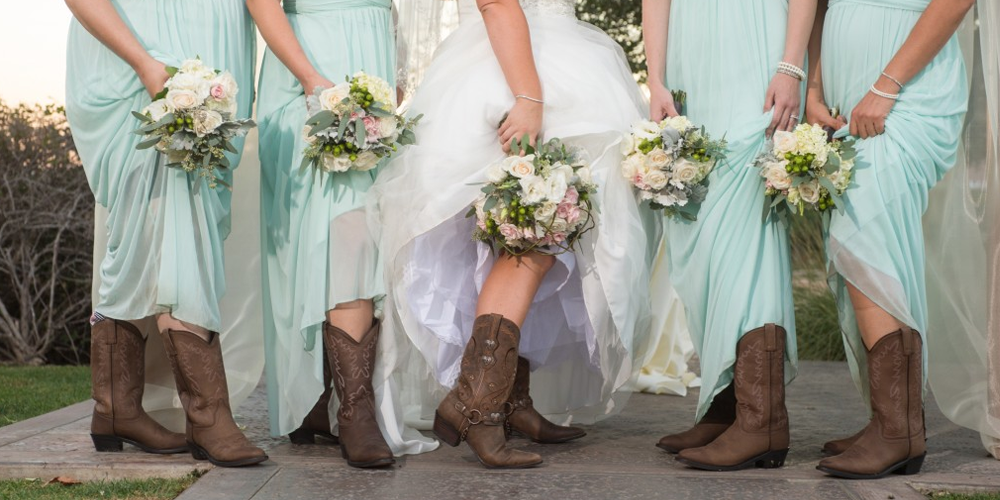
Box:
[925,3,1000,459]
[394,0,460,103]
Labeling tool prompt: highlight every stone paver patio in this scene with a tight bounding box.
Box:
[2,361,998,499]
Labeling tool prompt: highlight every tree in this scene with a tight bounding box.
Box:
[0,101,93,365]
[577,0,646,82]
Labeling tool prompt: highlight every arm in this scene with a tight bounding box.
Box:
[245,0,332,95]
[478,0,544,152]
[764,0,818,137]
[642,0,676,120]
[804,1,847,129]
[850,0,974,138]
[64,0,167,98]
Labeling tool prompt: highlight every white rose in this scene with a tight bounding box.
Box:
[377,117,399,141]
[179,59,214,80]
[663,115,693,132]
[577,166,593,186]
[765,161,792,190]
[673,158,701,184]
[519,175,549,204]
[797,180,821,204]
[772,130,798,155]
[485,161,507,183]
[145,99,173,121]
[550,163,574,184]
[621,154,644,181]
[209,71,238,100]
[322,153,352,173]
[546,173,569,202]
[646,148,671,168]
[503,155,536,178]
[192,109,224,136]
[319,83,352,111]
[534,201,557,222]
[169,73,211,100]
[643,170,669,190]
[354,150,380,171]
[165,89,200,110]
[632,120,661,142]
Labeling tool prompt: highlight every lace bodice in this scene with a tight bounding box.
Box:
[458,0,576,23]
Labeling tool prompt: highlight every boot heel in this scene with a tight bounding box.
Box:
[91,434,124,452]
[190,442,208,461]
[893,454,925,475]
[433,411,462,447]
[288,427,316,445]
[757,448,789,469]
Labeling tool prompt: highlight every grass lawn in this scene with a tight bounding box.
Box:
[929,493,1000,500]
[0,365,91,427]
[0,475,199,500]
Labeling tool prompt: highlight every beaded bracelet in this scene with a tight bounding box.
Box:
[869,84,900,100]
[777,61,806,81]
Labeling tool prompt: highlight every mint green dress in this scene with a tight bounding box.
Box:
[822,0,967,400]
[65,0,256,332]
[661,0,798,420]
[256,0,411,445]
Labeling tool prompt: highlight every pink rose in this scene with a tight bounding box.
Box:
[210,84,226,100]
[551,232,567,244]
[351,110,366,120]
[563,187,579,204]
[498,223,522,242]
[556,202,581,224]
[477,218,487,231]
[363,116,381,142]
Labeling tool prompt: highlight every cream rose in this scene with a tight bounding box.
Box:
[534,201,557,222]
[192,109,224,136]
[377,117,399,141]
[322,153,352,173]
[643,170,669,190]
[319,83,352,111]
[663,115,693,132]
[354,151,380,171]
[503,155,536,178]
[646,148,671,168]
[165,89,200,110]
[145,99,173,121]
[797,180,821,204]
[673,158,701,184]
[765,161,792,190]
[772,130,798,155]
[621,154,644,181]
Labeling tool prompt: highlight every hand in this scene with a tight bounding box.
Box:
[300,74,334,97]
[136,59,170,99]
[848,82,896,139]
[805,94,847,131]
[763,72,802,138]
[396,85,406,106]
[499,98,543,153]
[648,82,679,121]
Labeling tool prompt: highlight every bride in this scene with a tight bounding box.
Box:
[371,0,658,468]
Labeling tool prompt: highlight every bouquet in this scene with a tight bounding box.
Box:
[300,72,419,174]
[133,58,255,188]
[621,104,727,221]
[753,123,857,221]
[468,138,596,256]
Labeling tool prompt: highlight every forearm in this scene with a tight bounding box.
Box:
[782,0,818,68]
[64,0,154,71]
[880,0,973,89]
[806,0,827,102]
[246,0,320,83]
[641,0,671,87]
[478,0,542,100]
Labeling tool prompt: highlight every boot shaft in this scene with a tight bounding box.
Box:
[91,319,147,419]
[323,321,380,425]
[867,329,924,443]
[734,324,788,441]
[454,314,520,426]
[161,330,232,427]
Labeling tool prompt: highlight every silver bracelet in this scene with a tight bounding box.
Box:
[881,71,904,90]
[869,84,900,100]
[777,61,806,81]
[515,94,544,104]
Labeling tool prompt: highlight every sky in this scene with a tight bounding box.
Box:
[0,1,74,105]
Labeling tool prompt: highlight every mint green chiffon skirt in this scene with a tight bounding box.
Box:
[662,0,798,420]
[65,0,255,332]
[822,0,967,401]
[256,0,435,454]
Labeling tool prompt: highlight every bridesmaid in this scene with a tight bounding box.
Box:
[248,0,436,468]
[641,0,815,470]
[806,0,972,478]
[64,0,266,466]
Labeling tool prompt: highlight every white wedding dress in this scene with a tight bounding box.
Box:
[372,0,689,424]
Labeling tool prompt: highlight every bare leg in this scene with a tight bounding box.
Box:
[156,313,211,340]
[846,283,907,349]
[325,299,375,342]
[476,251,556,327]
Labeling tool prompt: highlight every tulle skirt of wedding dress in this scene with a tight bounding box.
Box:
[370,11,658,425]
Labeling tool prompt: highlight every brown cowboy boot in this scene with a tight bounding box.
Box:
[161,329,268,467]
[821,428,864,456]
[433,314,543,469]
[324,320,395,468]
[90,318,187,454]
[817,328,926,479]
[288,346,338,445]
[507,356,586,443]
[656,384,735,453]
[676,324,790,471]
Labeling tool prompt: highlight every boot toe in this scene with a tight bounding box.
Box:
[480,450,543,469]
